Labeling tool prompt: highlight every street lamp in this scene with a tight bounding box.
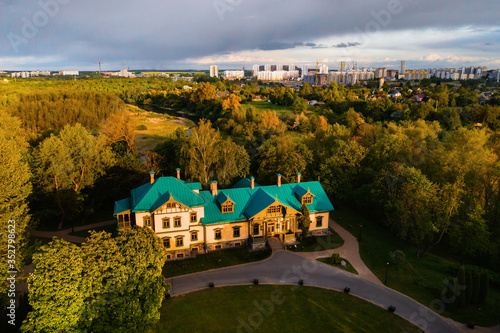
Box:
[384,262,389,285]
[358,225,363,243]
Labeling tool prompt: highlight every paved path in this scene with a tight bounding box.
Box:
[168,249,458,333]
[294,218,382,285]
[29,220,116,244]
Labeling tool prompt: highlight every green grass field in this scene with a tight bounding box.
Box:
[288,232,344,252]
[129,105,193,152]
[163,247,272,278]
[318,257,358,275]
[155,285,422,333]
[332,206,500,327]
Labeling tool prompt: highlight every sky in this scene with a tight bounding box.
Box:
[0,0,499,71]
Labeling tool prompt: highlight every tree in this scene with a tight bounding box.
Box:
[256,135,313,184]
[299,203,311,237]
[34,123,115,228]
[0,110,32,308]
[259,110,285,137]
[190,82,216,104]
[143,151,165,175]
[22,227,167,333]
[99,109,137,151]
[292,97,308,113]
[22,239,87,333]
[216,139,250,186]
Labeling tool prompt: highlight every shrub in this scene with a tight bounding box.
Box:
[298,279,304,286]
[137,124,148,130]
[389,250,406,267]
[253,279,259,285]
[479,272,489,304]
[388,305,396,313]
[331,253,341,265]
[343,287,350,294]
[209,282,214,288]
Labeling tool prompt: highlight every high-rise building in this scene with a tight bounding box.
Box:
[289,64,295,71]
[301,64,308,78]
[277,64,283,71]
[209,65,218,78]
[319,64,329,74]
[252,64,259,76]
[399,61,406,78]
[264,64,272,71]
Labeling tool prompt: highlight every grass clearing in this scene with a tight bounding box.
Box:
[288,232,344,252]
[318,257,358,275]
[156,285,423,333]
[163,247,272,278]
[244,100,294,117]
[332,206,500,327]
[128,105,193,152]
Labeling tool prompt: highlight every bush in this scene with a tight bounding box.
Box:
[253,279,259,285]
[388,305,396,313]
[209,282,214,288]
[298,280,304,286]
[389,250,406,267]
[137,124,148,130]
[344,287,350,294]
[331,253,341,265]
[479,272,489,304]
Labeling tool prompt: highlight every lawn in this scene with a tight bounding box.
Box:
[128,104,193,152]
[163,247,272,278]
[244,100,294,117]
[69,223,117,238]
[332,206,500,327]
[288,232,344,252]
[318,257,358,275]
[155,285,423,333]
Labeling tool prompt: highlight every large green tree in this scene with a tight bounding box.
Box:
[33,123,115,228]
[22,227,167,333]
[0,110,32,307]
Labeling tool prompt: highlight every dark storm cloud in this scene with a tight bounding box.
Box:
[0,0,499,69]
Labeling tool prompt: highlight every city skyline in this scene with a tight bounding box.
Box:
[0,0,499,71]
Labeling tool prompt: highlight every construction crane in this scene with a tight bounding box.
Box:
[94,61,103,74]
[315,60,319,86]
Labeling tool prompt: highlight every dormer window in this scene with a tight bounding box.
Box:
[302,194,313,205]
[267,205,281,215]
[222,202,234,213]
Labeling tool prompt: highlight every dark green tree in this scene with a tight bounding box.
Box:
[300,203,311,237]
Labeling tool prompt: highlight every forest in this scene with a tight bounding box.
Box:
[1,74,500,330]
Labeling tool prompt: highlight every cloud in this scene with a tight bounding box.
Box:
[334,42,361,48]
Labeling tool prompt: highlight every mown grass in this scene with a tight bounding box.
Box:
[318,257,358,275]
[163,247,272,278]
[288,232,344,252]
[332,206,500,327]
[155,285,422,333]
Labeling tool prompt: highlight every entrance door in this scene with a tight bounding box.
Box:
[267,223,275,236]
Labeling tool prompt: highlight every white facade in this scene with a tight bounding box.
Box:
[252,64,260,76]
[256,70,299,81]
[210,65,218,77]
[59,70,79,76]
[318,64,329,74]
[224,70,244,80]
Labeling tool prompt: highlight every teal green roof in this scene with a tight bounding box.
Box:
[114,177,334,224]
[114,198,131,215]
[130,177,204,212]
[232,177,260,189]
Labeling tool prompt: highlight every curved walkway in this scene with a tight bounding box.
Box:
[29,220,116,244]
[294,218,382,285]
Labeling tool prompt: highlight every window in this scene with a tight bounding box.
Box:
[166,202,177,209]
[266,205,281,215]
[191,247,198,252]
[191,232,198,241]
[174,216,181,227]
[215,229,222,240]
[166,254,171,260]
[303,195,313,205]
[235,242,240,247]
[143,216,151,227]
[177,253,184,258]
[176,237,183,247]
[190,212,197,223]
[316,216,323,227]
[233,227,240,238]
[163,238,170,248]
[222,202,234,213]
[253,224,260,235]
[118,214,131,228]
[215,245,222,250]
[162,217,170,228]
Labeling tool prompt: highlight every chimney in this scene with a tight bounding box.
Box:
[297,172,301,183]
[277,174,281,187]
[250,176,255,189]
[176,168,181,179]
[149,171,155,184]
[210,181,218,196]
